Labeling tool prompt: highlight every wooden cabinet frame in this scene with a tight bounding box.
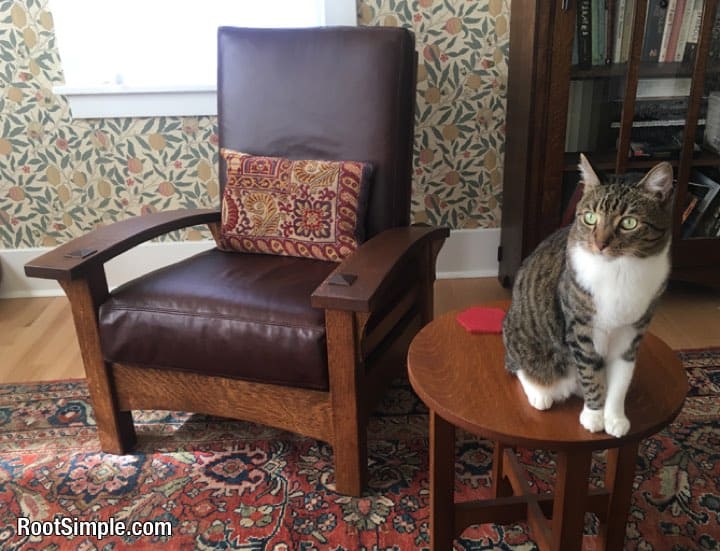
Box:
[500,0,720,287]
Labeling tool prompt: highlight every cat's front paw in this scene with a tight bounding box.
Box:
[605,414,630,438]
[527,392,553,411]
[580,406,604,433]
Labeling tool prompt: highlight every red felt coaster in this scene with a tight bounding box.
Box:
[456,306,506,334]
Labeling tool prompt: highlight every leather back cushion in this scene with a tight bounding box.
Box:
[217,26,417,239]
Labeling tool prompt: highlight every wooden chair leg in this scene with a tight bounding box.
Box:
[430,410,455,551]
[99,409,136,454]
[325,309,367,496]
[61,275,136,454]
[333,422,367,496]
[550,449,592,551]
[603,443,639,551]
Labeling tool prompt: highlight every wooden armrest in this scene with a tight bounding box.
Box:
[24,209,220,281]
[311,225,449,312]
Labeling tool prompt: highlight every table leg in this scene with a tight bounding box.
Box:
[550,449,592,551]
[430,409,456,551]
[604,442,639,551]
[492,441,511,498]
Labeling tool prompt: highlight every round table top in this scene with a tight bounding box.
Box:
[407,302,688,450]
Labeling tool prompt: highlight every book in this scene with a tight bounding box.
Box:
[636,77,692,97]
[566,80,606,152]
[697,193,720,236]
[592,0,601,64]
[682,1,704,64]
[577,0,593,68]
[573,22,579,65]
[659,0,678,62]
[681,192,699,224]
[711,207,720,236]
[613,0,627,63]
[620,0,636,62]
[704,92,720,153]
[683,171,720,238]
[674,0,697,62]
[592,0,607,65]
[665,0,687,62]
[709,4,720,63]
[605,0,615,63]
[642,0,668,62]
[628,131,701,159]
[619,95,707,125]
[629,139,682,158]
[566,81,581,151]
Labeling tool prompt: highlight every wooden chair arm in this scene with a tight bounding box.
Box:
[311,225,449,312]
[24,209,220,281]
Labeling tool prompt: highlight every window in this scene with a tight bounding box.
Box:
[50,0,357,118]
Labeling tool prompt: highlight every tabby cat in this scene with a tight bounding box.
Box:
[502,154,675,437]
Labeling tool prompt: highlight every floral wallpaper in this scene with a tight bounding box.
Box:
[0,0,509,250]
[360,0,509,229]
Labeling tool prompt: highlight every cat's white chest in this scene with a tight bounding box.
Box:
[569,243,669,328]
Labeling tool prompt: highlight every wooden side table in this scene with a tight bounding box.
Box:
[407,304,687,551]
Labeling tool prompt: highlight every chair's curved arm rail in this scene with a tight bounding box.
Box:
[24,209,221,281]
[311,225,449,312]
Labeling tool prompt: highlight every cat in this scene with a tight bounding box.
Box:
[502,154,675,438]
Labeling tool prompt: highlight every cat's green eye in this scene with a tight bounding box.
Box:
[620,216,638,230]
[583,212,598,225]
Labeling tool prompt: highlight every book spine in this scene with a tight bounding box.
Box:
[597,0,607,65]
[566,81,580,151]
[592,0,601,65]
[684,171,720,237]
[613,0,627,63]
[620,0,635,62]
[709,5,720,63]
[642,0,668,62]
[702,201,720,236]
[713,210,720,237]
[681,194,698,223]
[666,0,687,62]
[682,1,703,64]
[659,0,678,62]
[578,0,593,68]
[674,0,696,62]
[605,0,614,63]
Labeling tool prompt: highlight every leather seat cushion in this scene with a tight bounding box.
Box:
[98,249,336,390]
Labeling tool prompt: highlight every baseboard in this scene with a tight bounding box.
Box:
[0,241,216,299]
[435,228,500,279]
[0,228,499,298]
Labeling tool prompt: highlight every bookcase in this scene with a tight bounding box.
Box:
[499,0,720,287]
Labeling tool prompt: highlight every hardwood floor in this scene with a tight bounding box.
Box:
[1,278,718,384]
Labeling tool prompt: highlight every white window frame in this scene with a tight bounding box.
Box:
[51,1,357,119]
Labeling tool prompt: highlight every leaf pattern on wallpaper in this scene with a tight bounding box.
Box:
[0,0,509,249]
[359,0,509,229]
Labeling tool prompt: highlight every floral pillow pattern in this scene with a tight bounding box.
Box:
[218,149,372,262]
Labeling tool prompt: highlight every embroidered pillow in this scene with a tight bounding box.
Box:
[217,149,372,262]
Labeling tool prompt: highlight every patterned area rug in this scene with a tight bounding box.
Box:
[0,349,718,550]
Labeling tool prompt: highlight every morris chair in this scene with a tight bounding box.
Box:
[25,26,448,495]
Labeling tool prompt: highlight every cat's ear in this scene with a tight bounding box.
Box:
[638,161,674,202]
[578,153,600,189]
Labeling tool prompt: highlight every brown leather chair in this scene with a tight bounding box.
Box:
[24,26,448,496]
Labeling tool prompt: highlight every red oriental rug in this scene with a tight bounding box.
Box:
[0,349,718,550]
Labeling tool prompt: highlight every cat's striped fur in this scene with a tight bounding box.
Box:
[502,155,675,437]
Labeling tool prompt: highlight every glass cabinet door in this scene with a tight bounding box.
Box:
[562,0,720,268]
[684,5,720,242]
